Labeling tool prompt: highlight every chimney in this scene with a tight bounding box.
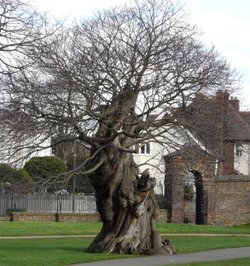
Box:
[215,89,229,125]
[215,89,229,102]
[214,90,229,155]
[229,97,240,111]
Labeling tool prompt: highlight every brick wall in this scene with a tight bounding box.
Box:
[222,142,235,175]
[10,212,101,222]
[166,156,185,223]
[165,150,216,224]
[10,212,56,222]
[214,176,250,225]
[56,213,100,222]
[164,148,250,225]
[9,210,167,223]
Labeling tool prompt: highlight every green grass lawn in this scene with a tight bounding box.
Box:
[0,221,101,236]
[0,238,136,266]
[0,221,249,236]
[0,222,249,266]
[157,222,250,235]
[171,257,250,266]
[0,236,250,266]
[168,236,250,253]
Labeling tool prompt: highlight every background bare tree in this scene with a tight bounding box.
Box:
[0,0,238,254]
[0,0,51,74]
[0,0,56,166]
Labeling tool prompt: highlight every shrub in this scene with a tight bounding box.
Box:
[0,163,15,182]
[24,156,67,191]
[184,184,195,200]
[0,164,32,194]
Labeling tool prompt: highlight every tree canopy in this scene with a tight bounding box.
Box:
[0,163,31,194]
[0,0,237,163]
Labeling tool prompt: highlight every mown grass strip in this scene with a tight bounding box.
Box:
[170,257,250,266]
[0,236,249,266]
[0,222,249,237]
[0,238,136,266]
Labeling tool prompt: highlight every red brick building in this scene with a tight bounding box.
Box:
[165,91,250,225]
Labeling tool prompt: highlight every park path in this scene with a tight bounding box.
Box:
[71,247,250,266]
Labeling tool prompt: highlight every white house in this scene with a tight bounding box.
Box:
[0,133,52,168]
[133,93,250,197]
[133,141,166,194]
[133,125,194,195]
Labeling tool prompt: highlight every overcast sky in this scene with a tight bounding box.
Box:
[30,0,250,110]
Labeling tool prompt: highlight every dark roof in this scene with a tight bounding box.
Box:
[177,91,250,151]
[240,111,250,125]
[227,106,250,141]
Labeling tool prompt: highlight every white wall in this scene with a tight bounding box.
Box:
[0,136,52,168]
[133,126,196,195]
[234,143,250,175]
[133,141,166,194]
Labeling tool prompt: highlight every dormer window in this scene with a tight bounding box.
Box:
[135,143,150,154]
[235,142,243,157]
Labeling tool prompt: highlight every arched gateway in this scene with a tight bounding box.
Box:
[164,146,216,225]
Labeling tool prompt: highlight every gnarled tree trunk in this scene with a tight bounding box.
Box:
[87,145,172,255]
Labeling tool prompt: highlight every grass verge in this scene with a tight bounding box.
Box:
[0,236,249,266]
[169,236,250,253]
[0,222,101,236]
[171,257,250,266]
[157,222,250,235]
[0,238,135,266]
[0,222,249,265]
[0,222,249,236]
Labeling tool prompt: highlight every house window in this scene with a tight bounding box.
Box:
[135,143,150,154]
[235,143,243,157]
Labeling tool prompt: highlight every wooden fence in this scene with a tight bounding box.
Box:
[0,194,96,216]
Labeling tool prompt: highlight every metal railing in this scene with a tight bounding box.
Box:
[0,194,96,216]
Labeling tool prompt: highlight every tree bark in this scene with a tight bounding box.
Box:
[87,146,171,255]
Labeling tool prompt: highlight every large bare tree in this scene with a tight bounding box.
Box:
[1,0,237,254]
